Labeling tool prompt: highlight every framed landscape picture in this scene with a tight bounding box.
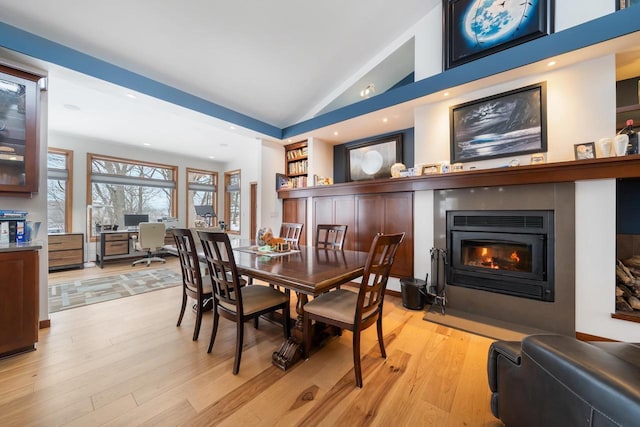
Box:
[450,82,547,163]
[443,0,552,69]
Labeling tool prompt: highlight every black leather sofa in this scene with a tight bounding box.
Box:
[488,334,640,427]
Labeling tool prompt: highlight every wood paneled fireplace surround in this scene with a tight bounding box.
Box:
[279,156,640,335]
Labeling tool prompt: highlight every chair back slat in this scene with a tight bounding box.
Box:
[172,228,204,297]
[280,223,303,245]
[198,230,242,311]
[316,224,348,250]
[356,232,405,322]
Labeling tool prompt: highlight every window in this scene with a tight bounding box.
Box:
[88,154,177,238]
[224,170,241,233]
[47,148,73,233]
[187,168,218,228]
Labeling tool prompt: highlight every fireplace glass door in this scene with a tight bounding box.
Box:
[452,231,545,282]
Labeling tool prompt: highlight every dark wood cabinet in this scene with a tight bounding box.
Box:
[0,249,39,357]
[0,65,42,196]
[48,233,84,271]
[283,198,307,245]
[313,195,356,250]
[309,192,414,277]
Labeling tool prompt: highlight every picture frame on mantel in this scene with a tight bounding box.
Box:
[347,134,403,181]
[450,82,548,163]
[443,0,553,70]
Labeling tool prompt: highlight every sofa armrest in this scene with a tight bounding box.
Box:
[488,341,521,392]
[520,335,640,426]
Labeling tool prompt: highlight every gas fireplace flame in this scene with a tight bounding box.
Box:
[510,251,520,263]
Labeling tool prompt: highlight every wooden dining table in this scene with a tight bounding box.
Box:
[231,242,370,370]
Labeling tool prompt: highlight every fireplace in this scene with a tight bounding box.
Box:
[446,210,555,302]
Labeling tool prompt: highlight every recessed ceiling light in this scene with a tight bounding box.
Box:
[382,117,388,123]
[333,131,339,136]
[63,103,80,111]
[126,93,136,99]
[547,60,556,67]
[443,92,450,97]
[229,126,236,130]
[143,143,151,146]
[209,156,215,159]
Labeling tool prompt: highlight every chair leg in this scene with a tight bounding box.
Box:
[207,304,219,353]
[376,315,386,358]
[254,317,259,329]
[303,312,311,359]
[193,297,202,341]
[353,329,363,388]
[233,317,244,375]
[176,292,187,327]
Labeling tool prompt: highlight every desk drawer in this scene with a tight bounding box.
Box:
[49,249,83,267]
[105,241,129,255]
[49,234,83,250]
[104,232,129,242]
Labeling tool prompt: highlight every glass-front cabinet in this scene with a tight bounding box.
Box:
[0,64,41,196]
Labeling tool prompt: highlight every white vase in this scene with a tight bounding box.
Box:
[615,134,629,156]
[598,138,612,157]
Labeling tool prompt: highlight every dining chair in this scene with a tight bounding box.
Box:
[198,230,291,375]
[316,224,348,250]
[132,222,167,266]
[172,228,213,341]
[303,232,405,388]
[279,222,304,246]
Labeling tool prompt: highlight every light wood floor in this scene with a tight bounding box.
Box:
[0,259,504,426]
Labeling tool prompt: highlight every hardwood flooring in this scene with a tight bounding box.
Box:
[0,259,504,426]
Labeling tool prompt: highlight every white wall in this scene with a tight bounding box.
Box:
[574,179,639,341]
[259,139,285,233]
[555,0,614,31]
[222,138,262,240]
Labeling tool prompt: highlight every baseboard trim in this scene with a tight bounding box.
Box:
[575,332,617,342]
[39,319,51,329]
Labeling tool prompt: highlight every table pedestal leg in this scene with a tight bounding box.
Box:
[272,292,308,370]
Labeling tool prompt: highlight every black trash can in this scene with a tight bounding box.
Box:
[400,277,427,310]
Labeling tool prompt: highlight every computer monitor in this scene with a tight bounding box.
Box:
[194,205,215,217]
[123,214,149,228]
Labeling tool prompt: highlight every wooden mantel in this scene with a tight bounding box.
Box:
[278,156,640,199]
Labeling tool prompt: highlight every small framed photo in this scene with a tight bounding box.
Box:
[421,163,441,175]
[574,142,596,160]
[530,153,546,165]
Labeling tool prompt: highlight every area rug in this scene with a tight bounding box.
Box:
[49,268,183,313]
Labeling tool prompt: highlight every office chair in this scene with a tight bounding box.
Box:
[132,222,167,266]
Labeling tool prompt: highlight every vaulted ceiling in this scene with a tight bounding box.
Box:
[0,0,439,160]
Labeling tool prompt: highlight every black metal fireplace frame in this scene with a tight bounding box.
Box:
[446,210,555,302]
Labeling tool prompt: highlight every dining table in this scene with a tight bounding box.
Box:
[231,242,370,370]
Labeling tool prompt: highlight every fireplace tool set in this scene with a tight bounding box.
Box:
[429,247,448,314]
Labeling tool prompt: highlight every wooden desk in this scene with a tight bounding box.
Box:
[232,244,369,369]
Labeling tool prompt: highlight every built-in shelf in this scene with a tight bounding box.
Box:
[612,312,640,323]
[278,156,640,199]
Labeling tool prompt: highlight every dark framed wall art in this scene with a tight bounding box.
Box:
[450,82,547,163]
[347,134,403,181]
[443,0,553,69]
